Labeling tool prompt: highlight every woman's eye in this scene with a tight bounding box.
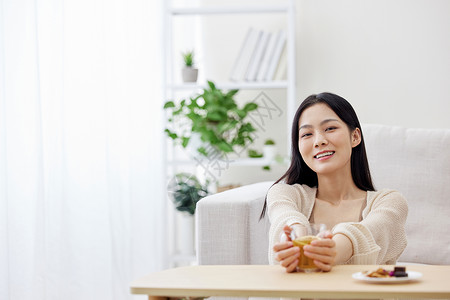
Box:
[301,133,312,138]
[325,127,337,132]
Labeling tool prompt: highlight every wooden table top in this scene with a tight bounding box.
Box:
[130,264,450,299]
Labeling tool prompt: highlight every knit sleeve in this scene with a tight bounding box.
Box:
[332,190,408,265]
[266,183,313,265]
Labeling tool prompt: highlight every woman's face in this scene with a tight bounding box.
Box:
[298,103,360,176]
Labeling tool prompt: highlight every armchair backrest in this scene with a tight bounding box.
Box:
[363,124,450,264]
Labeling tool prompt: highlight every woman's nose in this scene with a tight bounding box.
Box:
[314,133,328,147]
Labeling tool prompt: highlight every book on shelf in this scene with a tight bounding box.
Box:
[229,28,261,82]
[265,29,287,81]
[230,27,287,83]
[256,32,277,82]
[245,31,270,81]
[273,41,287,81]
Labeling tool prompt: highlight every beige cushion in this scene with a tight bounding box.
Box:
[363,124,450,264]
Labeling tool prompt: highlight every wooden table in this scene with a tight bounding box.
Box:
[130,264,450,299]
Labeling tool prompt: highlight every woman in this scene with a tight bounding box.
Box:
[261,92,407,273]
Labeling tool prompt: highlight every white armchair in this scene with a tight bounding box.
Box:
[196,124,450,266]
[196,181,273,265]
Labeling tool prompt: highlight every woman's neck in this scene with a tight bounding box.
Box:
[316,169,365,204]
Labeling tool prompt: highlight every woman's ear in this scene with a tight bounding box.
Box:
[351,128,362,148]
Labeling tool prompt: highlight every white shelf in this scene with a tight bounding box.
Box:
[168,158,273,167]
[167,160,195,166]
[170,5,288,16]
[230,158,273,166]
[167,81,288,91]
[230,157,289,166]
[163,0,296,269]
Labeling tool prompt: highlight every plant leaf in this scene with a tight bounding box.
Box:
[207,81,216,90]
[199,129,217,144]
[181,137,190,148]
[226,89,239,98]
[217,141,233,152]
[206,111,225,121]
[187,98,199,109]
[164,129,178,140]
[243,102,258,112]
[197,147,208,157]
[233,108,246,119]
[172,106,184,116]
[163,101,175,109]
[217,120,237,134]
[248,149,263,158]
[233,136,245,146]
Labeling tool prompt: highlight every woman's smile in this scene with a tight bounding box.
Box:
[314,150,335,160]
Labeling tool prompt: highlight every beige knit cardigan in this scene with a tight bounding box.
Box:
[267,183,408,265]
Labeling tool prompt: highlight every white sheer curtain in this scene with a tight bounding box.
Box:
[0,0,165,299]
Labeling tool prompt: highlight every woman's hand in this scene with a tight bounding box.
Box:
[273,241,300,273]
[273,225,300,273]
[303,231,337,272]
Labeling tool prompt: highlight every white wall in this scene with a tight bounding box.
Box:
[296,0,450,129]
[200,0,450,129]
[197,0,450,186]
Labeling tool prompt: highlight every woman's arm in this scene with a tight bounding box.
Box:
[332,190,408,265]
[333,233,353,263]
[267,184,314,265]
[303,190,407,268]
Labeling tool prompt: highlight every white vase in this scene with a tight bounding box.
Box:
[263,145,277,161]
[176,212,195,256]
[182,67,198,83]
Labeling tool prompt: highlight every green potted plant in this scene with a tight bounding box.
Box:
[263,138,277,160]
[168,172,208,255]
[164,81,258,158]
[181,50,198,83]
[168,172,209,215]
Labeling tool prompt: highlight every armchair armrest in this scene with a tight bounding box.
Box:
[196,181,273,265]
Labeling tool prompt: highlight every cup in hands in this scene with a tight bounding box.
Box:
[290,223,328,273]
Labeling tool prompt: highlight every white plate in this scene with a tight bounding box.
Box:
[352,271,423,283]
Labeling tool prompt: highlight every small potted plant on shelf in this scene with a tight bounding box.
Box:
[181,50,198,83]
[263,138,277,161]
[163,80,258,158]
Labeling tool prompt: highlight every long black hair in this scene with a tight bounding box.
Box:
[259,92,375,219]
